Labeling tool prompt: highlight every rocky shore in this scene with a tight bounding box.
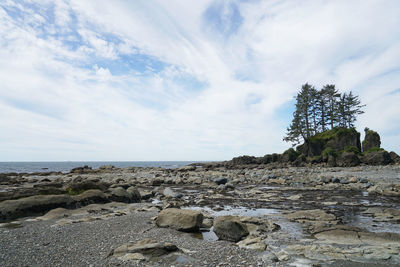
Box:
[1,163,400,266]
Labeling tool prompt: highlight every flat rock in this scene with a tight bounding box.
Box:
[156,208,203,232]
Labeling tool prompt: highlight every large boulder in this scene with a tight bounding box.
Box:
[362,128,381,152]
[297,128,361,157]
[362,151,392,165]
[73,189,108,205]
[155,208,203,232]
[0,194,74,222]
[213,215,249,242]
[336,152,360,167]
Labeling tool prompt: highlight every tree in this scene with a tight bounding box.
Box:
[284,83,365,146]
[284,83,315,145]
[322,84,340,129]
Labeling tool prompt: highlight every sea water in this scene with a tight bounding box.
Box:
[0,161,201,174]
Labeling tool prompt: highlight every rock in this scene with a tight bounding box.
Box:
[73,189,108,205]
[112,239,179,260]
[213,215,249,242]
[331,177,340,183]
[213,178,228,185]
[163,187,182,198]
[362,151,392,165]
[362,128,381,152]
[70,165,93,174]
[66,176,108,192]
[336,152,360,167]
[156,208,203,232]
[107,187,132,203]
[126,187,141,202]
[237,237,266,251]
[201,218,213,229]
[0,194,74,222]
[389,151,400,163]
[297,128,361,157]
[37,207,71,220]
[285,209,336,222]
[176,165,196,172]
[99,165,115,170]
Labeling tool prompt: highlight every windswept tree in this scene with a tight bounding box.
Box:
[284,83,365,146]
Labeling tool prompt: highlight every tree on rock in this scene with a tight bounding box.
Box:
[284,83,365,146]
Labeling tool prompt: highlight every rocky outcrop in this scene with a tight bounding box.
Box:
[0,186,141,222]
[297,128,361,157]
[389,151,400,164]
[155,208,203,232]
[213,215,249,242]
[0,194,74,222]
[336,151,360,167]
[362,128,381,152]
[362,151,392,165]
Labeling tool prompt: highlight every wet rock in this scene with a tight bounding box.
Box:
[163,187,182,199]
[155,208,203,232]
[213,178,228,185]
[213,215,249,242]
[112,239,179,261]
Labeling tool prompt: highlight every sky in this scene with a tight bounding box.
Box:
[0,0,400,161]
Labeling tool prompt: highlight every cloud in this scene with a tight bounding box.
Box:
[0,0,400,161]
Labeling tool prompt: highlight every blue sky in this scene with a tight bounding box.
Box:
[0,0,400,161]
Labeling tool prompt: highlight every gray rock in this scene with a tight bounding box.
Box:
[163,187,182,198]
[213,215,249,242]
[156,208,203,232]
[0,194,74,222]
[213,178,228,185]
[112,238,179,260]
[362,151,392,165]
[107,187,131,203]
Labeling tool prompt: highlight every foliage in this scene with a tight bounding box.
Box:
[364,147,385,153]
[283,148,300,161]
[284,83,365,145]
[322,147,337,159]
[344,145,360,154]
[67,188,85,195]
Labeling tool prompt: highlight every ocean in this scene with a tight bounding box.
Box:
[0,161,201,174]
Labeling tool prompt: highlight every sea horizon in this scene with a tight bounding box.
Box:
[0,161,211,174]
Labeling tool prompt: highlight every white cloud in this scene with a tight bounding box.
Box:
[0,0,400,161]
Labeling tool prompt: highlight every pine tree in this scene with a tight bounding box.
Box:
[323,84,340,129]
[284,84,365,146]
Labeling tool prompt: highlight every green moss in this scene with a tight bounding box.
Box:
[364,147,385,153]
[322,147,337,159]
[309,127,357,143]
[67,188,85,195]
[283,148,300,159]
[344,145,360,154]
